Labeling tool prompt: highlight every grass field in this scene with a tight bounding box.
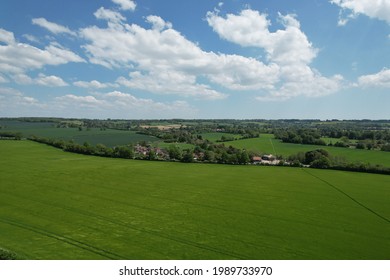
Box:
[0,140,389,259]
[201,132,242,142]
[0,120,158,147]
[228,134,390,167]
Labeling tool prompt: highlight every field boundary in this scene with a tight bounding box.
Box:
[302,169,390,224]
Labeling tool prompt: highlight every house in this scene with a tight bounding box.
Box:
[252,156,262,163]
[261,154,274,161]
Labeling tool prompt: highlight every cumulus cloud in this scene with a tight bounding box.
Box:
[32,18,76,36]
[73,80,117,89]
[206,9,343,101]
[146,15,172,31]
[116,71,227,100]
[52,91,196,118]
[331,0,390,25]
[79,14,282,99]
[36,74,68,87]
[12,73,68,87]
[0,29,85,74]
[56,94,106,108]
[357,68,390,88]
[0,87,40,110]
[111,0,136,11]
[206,9,317,65]
[0,28,15,45]
[94,7,126,24]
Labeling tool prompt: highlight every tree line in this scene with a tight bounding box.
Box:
[288,149,390,175]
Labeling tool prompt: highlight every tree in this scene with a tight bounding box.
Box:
[238,150,250,164]
[311,156,331,169]
[204,150,215,162]
[181,150,194,163]
[147,149,157,160]
[168,145,182,160]
[114,146,134,159]
[304,149,329,164]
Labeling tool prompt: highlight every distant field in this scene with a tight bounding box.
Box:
[322,137,358,145]
[0,120,157,147]
[201,132,242,142]
[0,140,389,259]
[228,134,390,167]
[153,142,194,150]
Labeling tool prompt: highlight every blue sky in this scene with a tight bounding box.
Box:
[0,0,389,119]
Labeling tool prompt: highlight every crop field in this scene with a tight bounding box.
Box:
[201,132,242,142]
[0,120,158,147]
[0,140,389,260]
[228,134,390,167]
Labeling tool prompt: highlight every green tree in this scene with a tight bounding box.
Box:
[168,145,182,160]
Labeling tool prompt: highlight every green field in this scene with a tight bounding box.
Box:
[0,120,157,147]
[0,140,389,259]
[201,132,242,142]
[228,134,390,167]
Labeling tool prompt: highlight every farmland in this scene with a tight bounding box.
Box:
[0,140,389,259]
[0,120,158,147]
[228,134,390,167]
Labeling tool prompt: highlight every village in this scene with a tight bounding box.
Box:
[134,143,282,165]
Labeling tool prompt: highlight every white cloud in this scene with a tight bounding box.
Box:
[146,15,172,31]
[73,80,117,89]
[52,91,196,118]
[56,94,106,108]
[22,34,40,43]
[32,18,76,36]
[111,0,136,11]
[0,74,8,83]
[357,68,390,88]
[0,28,15,45]
[0,87,40,109]
[94,7,126,24]
[79,15,282,99]
[116,71,227,100]
[331,0,390,24]
[206,9,317,65]
[36,74,68,87]
[12,73,68,87]
[206,9,343,101]
[12,74,33,84]
[0,29,84,75]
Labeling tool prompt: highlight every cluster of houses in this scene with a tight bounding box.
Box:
[134,144,168,159]
[251,154,281,165]
[135,143,281,165]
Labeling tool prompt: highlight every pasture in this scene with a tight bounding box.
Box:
[0,140,389,259]
[228,134,390,167]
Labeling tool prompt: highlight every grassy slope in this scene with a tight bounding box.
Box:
[228,134,390,167]
[0,140,389,260]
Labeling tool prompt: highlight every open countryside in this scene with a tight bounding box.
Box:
[228,134,390,167]
[1,0,390,264]
[0,140,389,259]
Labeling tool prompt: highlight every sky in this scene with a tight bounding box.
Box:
[0,0,389,119]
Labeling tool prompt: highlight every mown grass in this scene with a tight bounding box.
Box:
[0,140,389,260]
[228,134,390,167]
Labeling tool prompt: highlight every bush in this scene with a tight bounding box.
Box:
[0,248,18,260]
